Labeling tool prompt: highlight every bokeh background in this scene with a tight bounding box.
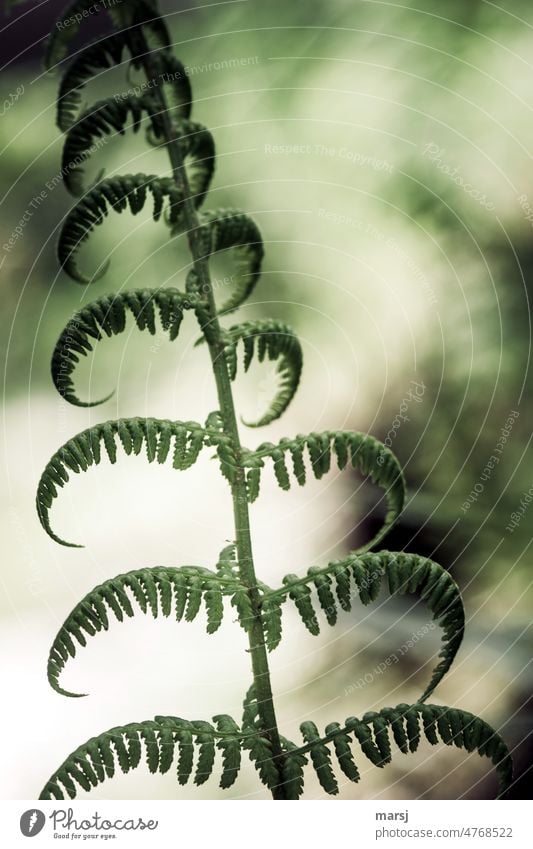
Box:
[1,0,532,800]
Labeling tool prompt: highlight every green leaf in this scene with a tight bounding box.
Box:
[223,320,302,427]
[214,715,242,789]
[36,419,218,546]
[280,743,308,800]
[246,431,405,551]
[46,566,234,696]
[52,289,194,410]
[300,721,338,795]
[40,715,244,799]
[266,551,464,702]
[245,734,280,792]
[183,208,264,315]
[58,174,186,284]
[290,704,512,799]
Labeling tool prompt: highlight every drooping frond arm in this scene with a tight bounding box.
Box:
[35,417,234,546]
[281,704,512,799]
[45,0,169,71]
[243,430,405,548]
[39,713,245,800]
[261,551,464,701]
[51,289,199,406]
[185,209,264,316]
[61,95,149,196]
[62,96,211,198]
[54,25,188,133]
[47,565,254,697]
[56,32,137,131]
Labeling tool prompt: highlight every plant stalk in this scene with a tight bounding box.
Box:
[135,26,286,798]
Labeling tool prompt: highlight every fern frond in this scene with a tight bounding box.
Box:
[213,714,242,788]
[241,684,260,730]
[46,0,128,70]
[47,565,245,697]
[240,686,283,791]
[165,121,216,208]
[46,0,168,71]
[39,713,244,799]
[51,288,197,406]
[62,98,207,198]
[58,174,185,283]
[264,551,464,700]
[61,96,148,196]
[260,594,284,651]
[36,418,230,546]
[223,320,303,427]
[290,704,512,799]
[245,430,405,545]
[184,209,263,314]
[215,543,238,579]
[142,52,193,124]
[301,720,339,794]
[245,734,280,793]
[280,739,308,800]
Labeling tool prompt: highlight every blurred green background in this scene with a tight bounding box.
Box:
[1,0,531,799]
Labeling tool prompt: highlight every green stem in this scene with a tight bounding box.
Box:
[135,26,286,798]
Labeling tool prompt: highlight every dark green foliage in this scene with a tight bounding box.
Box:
[300,721,338,795]
[62,96,149,196]
[214,715,242,788]
[39,715,242,799]
[22,0,511,802]
[58,174,186,283]
[47,565,253,696]
[63,94,214,197]
[287,704,512,800]
[56,33,138,132]
[45,0,169,72]
[184,208,264,315]
[52,289,198,406]
[36,417,231,546]
[223,319,303,426]
[244,431,405,546]
[263,551,464,701]
[280,741,308,800]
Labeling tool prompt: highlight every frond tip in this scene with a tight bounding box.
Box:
[282,704,512,799]
[39,714,244,800]
[47,565,254,697]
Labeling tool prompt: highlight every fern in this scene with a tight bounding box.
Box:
[243,431,405,550]
[223,320,303,426]
[184,208,264,314]
[46,564,254,697]
[51,288,198,406]
[58,174,186,283]
[39,715,243,799]
[284,704,512,800]
[22,0,512,801]
[261,551,464,701]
